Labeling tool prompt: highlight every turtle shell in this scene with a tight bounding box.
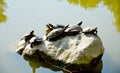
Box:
[47,28,63,40]
[20,30,35,42]
[30,36,42,48]
[82,27,97,34]
[55,24,65,28]
[65,25,82,32]
[46,23,65,35]
[46,25,69,40]
[65,21,83,35]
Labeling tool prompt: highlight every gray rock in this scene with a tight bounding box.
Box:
[16,32,104,65]
[16,28,104,72]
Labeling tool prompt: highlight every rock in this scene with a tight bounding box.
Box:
[16,28,104,72]
[16,33,104,63]
[59,34,103,64]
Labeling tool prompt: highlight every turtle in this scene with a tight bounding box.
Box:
[30,36,42,48]
[21,30,35,42]
[22,36,43,56]
[16,30,35,55]
[64,21,83,35]
[46,23,65,35]
[46,25,69,41]
[82,27,97,35]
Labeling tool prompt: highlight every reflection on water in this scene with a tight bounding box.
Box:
[0,0,7,23]
[65,0,120,32]
[23,52,103,73]
[23,52,63,73]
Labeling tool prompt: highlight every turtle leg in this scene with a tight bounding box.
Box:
[95,30,98,34]
[77,21,82,26]
[93,30,98,36]
[63,25,69,31]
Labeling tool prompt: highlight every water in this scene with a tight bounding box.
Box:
[0,0,120,73]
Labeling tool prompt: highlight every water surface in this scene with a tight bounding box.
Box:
[0,0,120,73]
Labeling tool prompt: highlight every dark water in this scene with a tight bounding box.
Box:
[0,0,120,73]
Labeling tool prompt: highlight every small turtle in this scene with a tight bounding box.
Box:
[30,36,42,48]
[46,23,65,35]
[21,30,35,42]
[16,30,35,55]
[22,36,42,56]
[46,25,69,41]
[65,21,83,35]
[82,27,97,35]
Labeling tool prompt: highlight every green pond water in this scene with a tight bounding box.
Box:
[0,0,120,73]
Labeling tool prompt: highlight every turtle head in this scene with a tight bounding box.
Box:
[30,30,34,36]
[46,23,55,35]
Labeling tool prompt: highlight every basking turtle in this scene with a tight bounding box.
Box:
[16,30,35,55]
[46,23,65,35]
[65,21,83,35]
[82,27,97,35]
[46,25,69,41]
[30,36,42,48]
[20,30,35,42]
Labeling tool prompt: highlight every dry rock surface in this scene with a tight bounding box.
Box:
[16,23,104,72]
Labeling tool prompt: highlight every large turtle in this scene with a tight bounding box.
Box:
[46,25,69,41]
[82,27,97,35]
[64,21,83,35]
